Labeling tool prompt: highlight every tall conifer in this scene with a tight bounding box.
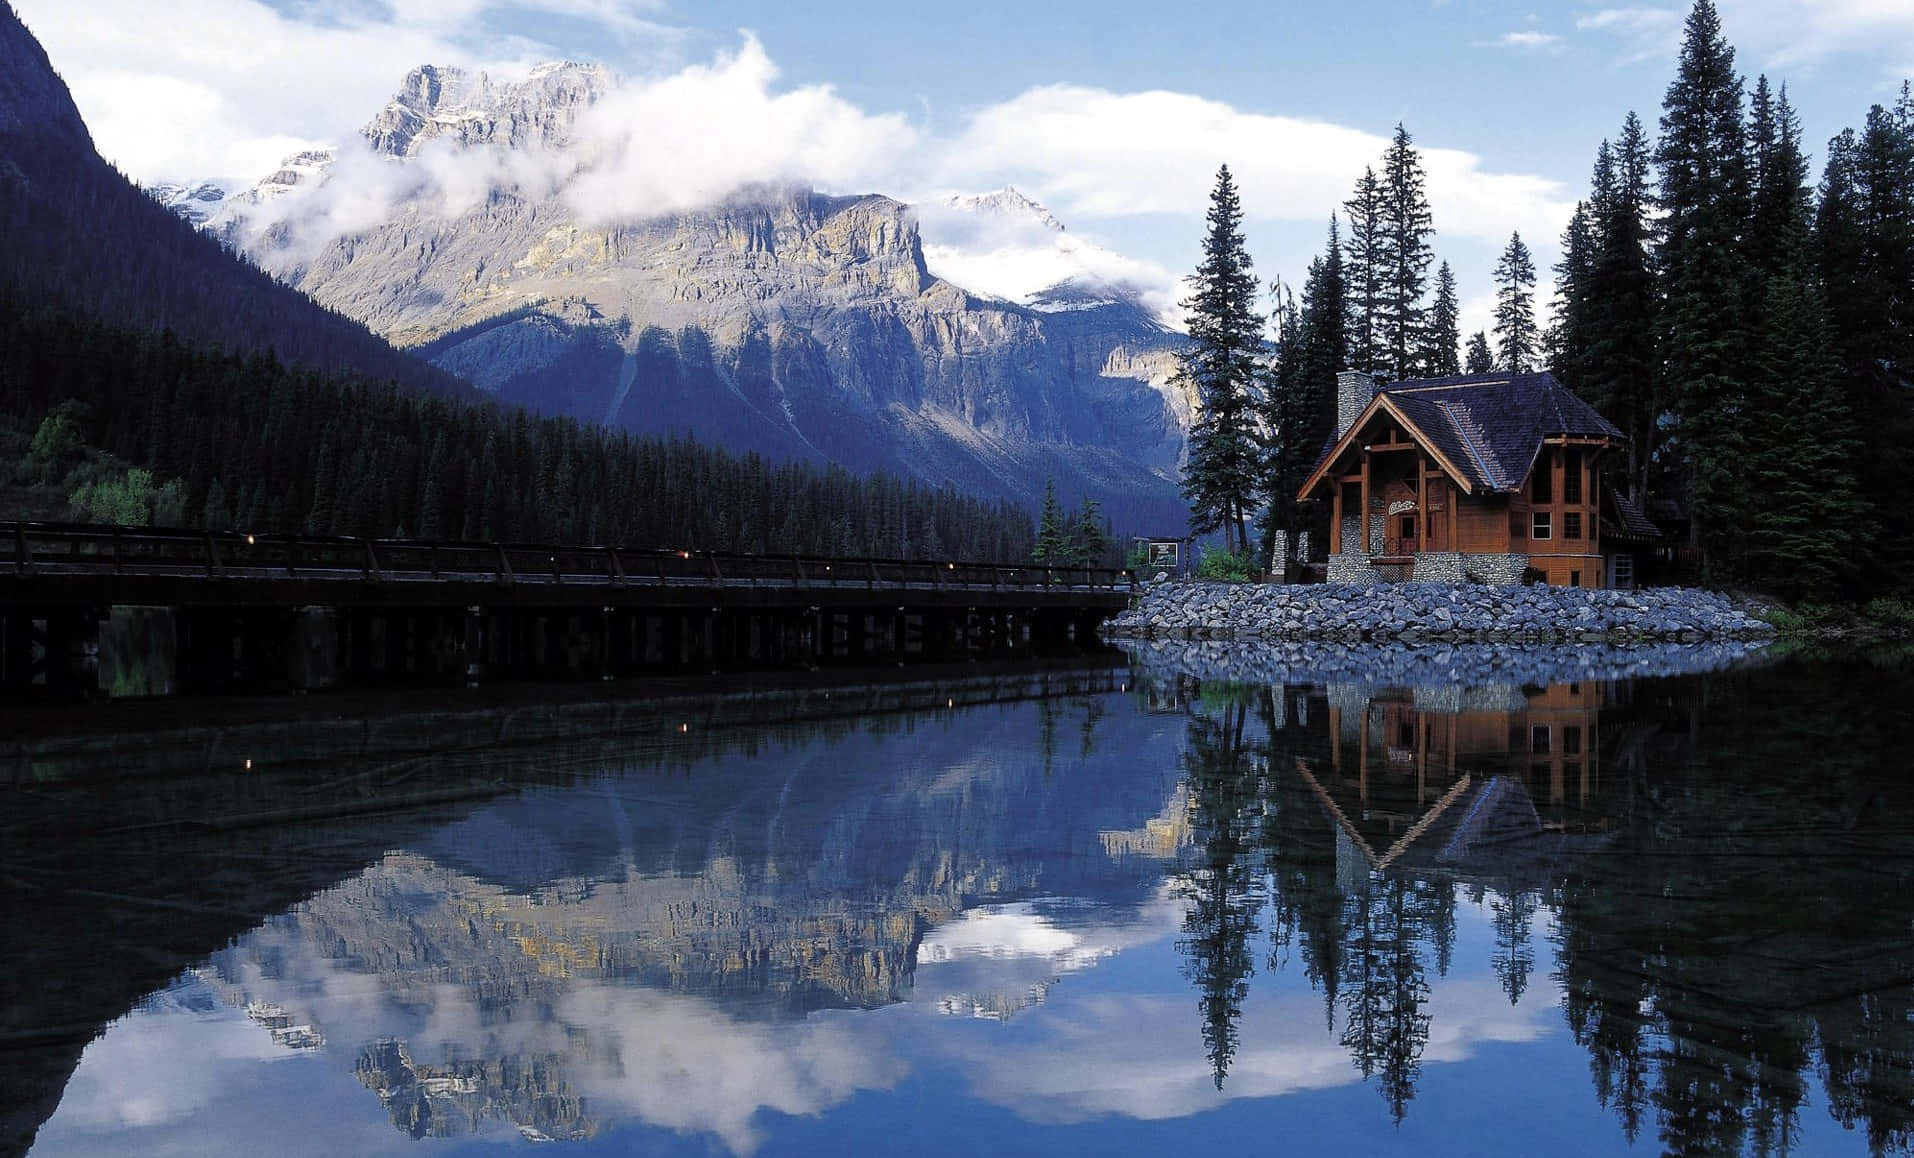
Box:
[1178,165,1265,556]
[1380,125,1436,379]
[1492,232,1539,372]
[1422,262,1462,378]
[1654,0,1752,575]
[1343,168,1385,375]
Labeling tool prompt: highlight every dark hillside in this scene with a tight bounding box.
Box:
[0,2,467,397]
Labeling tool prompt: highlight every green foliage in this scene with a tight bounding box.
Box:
[1178,165,1265,557]
[0,298,1037,560]
[1196,547,1260,582]
[1379,124,1436,381]
[1864,598,1914,629]
[1422,262,1462,378]
[1261,217,1347,567]
[1464,331,1494,374]
[1031,481,1116,566]
[1492,231,1538,373]
[22,400,86,484]
[69,467,159,525]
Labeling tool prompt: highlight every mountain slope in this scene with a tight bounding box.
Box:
[0,3,465,397]
[206,65,1191,527]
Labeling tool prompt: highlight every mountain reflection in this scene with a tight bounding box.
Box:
[1147,640,1914,1155]
[16,644,1914,1156]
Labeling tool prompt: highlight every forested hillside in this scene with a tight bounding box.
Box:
[0,298,1035,558]
[0,1,465,397]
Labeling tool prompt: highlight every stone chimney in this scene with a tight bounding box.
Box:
[1337,370,1378,437]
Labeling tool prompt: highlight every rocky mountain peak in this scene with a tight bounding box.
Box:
[362,61,611,157]
[944,186,1064,233]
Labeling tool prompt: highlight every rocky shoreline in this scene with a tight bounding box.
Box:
[1104,580,1776,643]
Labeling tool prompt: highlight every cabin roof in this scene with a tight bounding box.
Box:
[1302,371,1624,498]
[1604,489,1663,542]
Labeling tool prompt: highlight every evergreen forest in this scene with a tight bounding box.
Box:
[0,298,1036,561]
[1179,0,1914,599]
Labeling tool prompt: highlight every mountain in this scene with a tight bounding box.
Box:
[0,3,465,397]
[187,63,1192,528]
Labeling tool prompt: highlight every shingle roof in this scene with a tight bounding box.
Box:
[1307,371,1624,494]
[1604,489,1664,542]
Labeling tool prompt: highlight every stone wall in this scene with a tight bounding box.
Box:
[1107,580,1776,643]
[1116,636,1771,690]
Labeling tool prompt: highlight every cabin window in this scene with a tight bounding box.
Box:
[1400,516,1417,541]
[1564,449,1583,503]
[1564,511,1583,540]
[1531,454,1553,503]
[1532,512,1552,540]
[1531,726,1551,754]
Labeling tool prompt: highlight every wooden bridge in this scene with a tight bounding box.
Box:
[1,523,1135,696]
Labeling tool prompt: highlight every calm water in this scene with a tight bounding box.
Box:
[5,644,1914,1157]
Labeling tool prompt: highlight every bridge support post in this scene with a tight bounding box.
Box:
[462,606,484,688]
[45,607,103,699]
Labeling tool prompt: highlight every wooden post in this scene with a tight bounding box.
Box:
[1448,481,1458,554]
[1360,451,1371,555]
[1417,454,1428,554]
[1331,484,1343,555]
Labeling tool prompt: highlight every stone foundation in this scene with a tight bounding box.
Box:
[1106,580,1776,643]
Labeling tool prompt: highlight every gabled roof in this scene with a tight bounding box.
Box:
[1299,371,1624,500]
[1603,489,1663,543]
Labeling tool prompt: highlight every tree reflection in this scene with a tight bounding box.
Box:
[1160,652,1914,1153]
[1175,695,1264,1089]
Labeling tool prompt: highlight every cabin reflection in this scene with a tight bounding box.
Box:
[1285,678,1614,886]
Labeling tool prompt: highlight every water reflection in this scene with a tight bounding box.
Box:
[1144,639,1914,1155]
[11,642,1914,1156]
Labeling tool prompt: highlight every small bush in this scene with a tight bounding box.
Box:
[1196,548,1259,583]
[1863,598,1914,630]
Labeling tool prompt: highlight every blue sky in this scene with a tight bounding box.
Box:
[16,0,1914,337]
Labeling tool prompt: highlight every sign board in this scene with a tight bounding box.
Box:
[1134,538,1181,570]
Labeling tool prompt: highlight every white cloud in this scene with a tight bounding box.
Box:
[939,84,1576,252]
[10,0,678,182]
[562,35,917,223]
[1579,2,1914,74]
[1488,30,1565,51]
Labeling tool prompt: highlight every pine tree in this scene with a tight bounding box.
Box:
[1654,0,1753,577]
[1261,217,1348,565]
[1743,130,1865,596]
[1492,232,1539,372]
[1068,495,1111,566]
[1178,165,1266,557]
[1033,477,1066,563]
[1343,167,1385,375]
[1548,202,1597,384]
[1465,331,1495,374]
[1421,261,1461,377]
[1379,125,1436,379]
[1584,112,1660,498]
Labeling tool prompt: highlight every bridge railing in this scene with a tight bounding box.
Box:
[3,522,1136,593]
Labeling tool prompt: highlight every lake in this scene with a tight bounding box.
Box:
[5,642,1913,1157]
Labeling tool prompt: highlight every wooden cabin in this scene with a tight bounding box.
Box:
[1298,370,1626,587]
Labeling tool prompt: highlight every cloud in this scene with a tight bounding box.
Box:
[1579,2,1914,73]
[939,84,1576,253]
[562,35,917,223]
[10,0,679,181]
[1486,30,1565,51]
[1575,6,1684,65]
[915,194,1183,316]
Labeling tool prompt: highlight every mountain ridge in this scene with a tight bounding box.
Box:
[167,61,1193,527]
